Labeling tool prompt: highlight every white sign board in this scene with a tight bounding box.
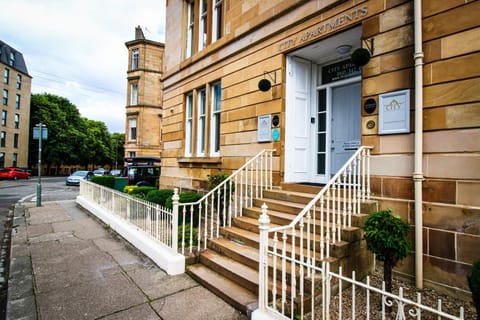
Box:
[378,89,410,135]
[257,115,271,142]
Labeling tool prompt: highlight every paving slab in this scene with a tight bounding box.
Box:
[151,285,247,320]
[52,218,106,240]
[125,266,198,300]
[36,272,146,320]
[7,200,254,320]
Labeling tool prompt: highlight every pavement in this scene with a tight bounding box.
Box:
[7,200,248,320]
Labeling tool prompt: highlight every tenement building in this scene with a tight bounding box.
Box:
[159,0,479,299]
[0,40,31,168]
[124,26,164,159]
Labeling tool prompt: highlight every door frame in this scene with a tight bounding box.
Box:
[285,55,361,184]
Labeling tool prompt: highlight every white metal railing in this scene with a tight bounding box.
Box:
[258,146,371,316]
[256,145,466,319]
[178,149,275,254]
[80,180,179,253]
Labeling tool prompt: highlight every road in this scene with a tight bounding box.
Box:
[0,176,79,319]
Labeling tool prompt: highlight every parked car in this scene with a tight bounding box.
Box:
[123,157,161,186]
[66,170,93,186]
[0,167,31,180]
[93,168,106,176]
[108,169,122,177]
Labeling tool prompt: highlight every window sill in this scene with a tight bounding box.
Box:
[178,156,222,168]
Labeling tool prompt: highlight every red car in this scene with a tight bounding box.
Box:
[0,168,31,180]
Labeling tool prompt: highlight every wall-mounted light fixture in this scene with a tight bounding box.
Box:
[351,38,374,67]
[258,70,277,92]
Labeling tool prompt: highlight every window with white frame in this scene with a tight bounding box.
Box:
[129,118,137,141]
[185,92,193,156]
[2,89,7,105]
[14,113,19,128]
[185,0,223,59]
[16,74,21,89]
[196,87,206,155]
[0,152,4,168]
[185,0,195,58]
[3,68,9,84]
[12,153,17,167]
[132,48,139,70]
[212,0,223,42]
[210,82,221,155]
[0,131,5,147]
[1,110,6,126]
[198,0,208,51]
[130,83,138,105]
[15,94,20,109]
[128,151,136,158]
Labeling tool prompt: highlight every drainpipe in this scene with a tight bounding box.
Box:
[413,0,424,290]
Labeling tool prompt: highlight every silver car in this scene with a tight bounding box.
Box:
[66,170,93,186]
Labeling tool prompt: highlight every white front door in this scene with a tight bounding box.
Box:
[285,57,361,184]
[285,57,312,182]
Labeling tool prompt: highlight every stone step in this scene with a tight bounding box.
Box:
[233,215,363,243]
[187,263,258,315]
[221,225,350,261]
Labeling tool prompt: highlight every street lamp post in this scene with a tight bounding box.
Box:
[34,123,47,207]
[114,139,118,170]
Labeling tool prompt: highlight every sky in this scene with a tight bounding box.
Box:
[0,0,166,133]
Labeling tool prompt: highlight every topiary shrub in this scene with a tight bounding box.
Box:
[145,189,174,206]
[364,209,411,294]
[468,260,480,319]
[91,176,115,189]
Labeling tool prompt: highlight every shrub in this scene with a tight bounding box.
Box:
[208,172,234,208]
[91,176,115,189]
[145,189,174,206]
[130,186,157,197]
[468,260,480,319]
[123,185,137,194]
[178,223,199,248]
[364,209,411,294]
[166,191,203,225]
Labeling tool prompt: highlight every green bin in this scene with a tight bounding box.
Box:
[114,177,128,192]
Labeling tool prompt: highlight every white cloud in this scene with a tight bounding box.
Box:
[1,0,166,133]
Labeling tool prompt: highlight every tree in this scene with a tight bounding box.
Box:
[363,209,411,294]
[29,93,120,173]
[110,132,125,169]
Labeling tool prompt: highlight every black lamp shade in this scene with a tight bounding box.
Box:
[351,48,371,67]
[258,79,272,92]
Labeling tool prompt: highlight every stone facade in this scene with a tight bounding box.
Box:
[124,26,164,159]
[157,0,479,297]
[0,40,31,168]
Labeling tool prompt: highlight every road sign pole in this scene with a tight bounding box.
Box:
[36,123,43,207]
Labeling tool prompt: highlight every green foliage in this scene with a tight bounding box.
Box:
[28,93,119,171]
[145,189,174,207]
[166,191,203,225]
[91,176,115,189]
[178,223,199,247]
[364,209,411,294]
[208,172,234,211]
[129,186,158,199]
[468,260,480,319]
[124,185,137,194]
[364,209,411,266]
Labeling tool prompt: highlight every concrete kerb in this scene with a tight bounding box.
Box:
[7,203,37,320]
[76,195,185,275]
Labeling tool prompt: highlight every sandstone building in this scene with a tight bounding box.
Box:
[155,0,480,298]
[0,40,31,169]
[124,26,164,159]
